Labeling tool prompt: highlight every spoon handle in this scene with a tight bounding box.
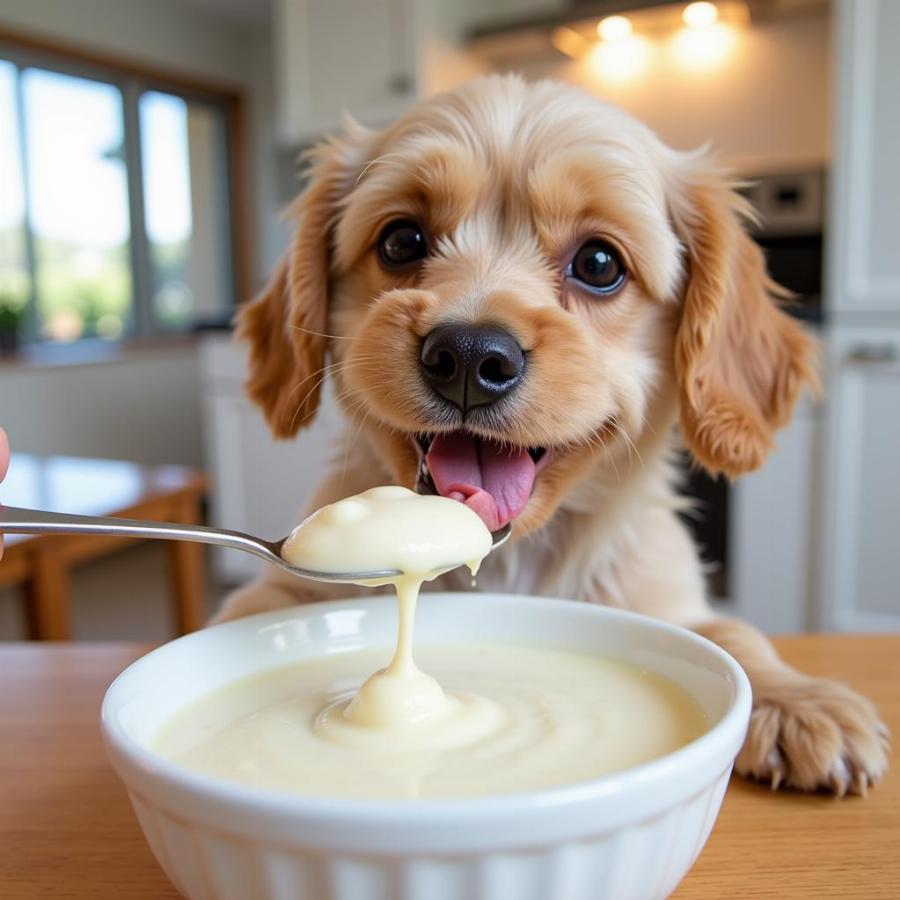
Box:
[0,506,512,584]
[0,505,272,556]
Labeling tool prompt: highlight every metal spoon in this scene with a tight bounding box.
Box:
[0,505,512,584]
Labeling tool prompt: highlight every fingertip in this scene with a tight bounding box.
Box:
[0,427,8,480]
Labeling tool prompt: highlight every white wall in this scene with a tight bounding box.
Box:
[187,105,231,318]
[246,23,293,279]
[497,12,832,174]
[0,346,202,465]
[0,0,249,81]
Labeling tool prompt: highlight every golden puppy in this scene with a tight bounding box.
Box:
[215,75,888,796]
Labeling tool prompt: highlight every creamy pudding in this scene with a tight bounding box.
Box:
[154,486,708,799]
[155,644,707,800]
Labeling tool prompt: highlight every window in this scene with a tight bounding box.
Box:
[0,41,244,346]
[140,92,235,332]
[23,68,132,341]
[0,60,29,333]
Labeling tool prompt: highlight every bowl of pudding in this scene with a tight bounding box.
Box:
[101,489,751,900]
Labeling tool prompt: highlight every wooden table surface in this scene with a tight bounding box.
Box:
[1,635,898,899]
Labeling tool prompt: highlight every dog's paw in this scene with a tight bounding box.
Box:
[736,674,890,796]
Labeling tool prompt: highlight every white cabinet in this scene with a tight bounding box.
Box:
[729,398,820,634]
[200,334,343,583]
[818,328,900,630]
[826,0,900,317]
[457,0,567,33]
[817,1,900,630]
[271,0,499,144]
[274,0,420,144]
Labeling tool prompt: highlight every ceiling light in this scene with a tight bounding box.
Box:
[588,36,649,82]
[673,21,734,68]
[597,15,632,42]
[682,2,719,28]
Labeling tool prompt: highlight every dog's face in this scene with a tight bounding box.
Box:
[240,76,815,535]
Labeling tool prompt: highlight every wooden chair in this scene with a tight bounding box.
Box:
[0,455,207,640]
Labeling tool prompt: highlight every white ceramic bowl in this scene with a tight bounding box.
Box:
[102,593,751,900]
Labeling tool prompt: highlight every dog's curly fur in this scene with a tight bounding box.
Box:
[215,75,888,796]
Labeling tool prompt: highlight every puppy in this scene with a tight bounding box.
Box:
[215,75,888,796]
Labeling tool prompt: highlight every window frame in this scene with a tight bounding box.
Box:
[0,25,251,345]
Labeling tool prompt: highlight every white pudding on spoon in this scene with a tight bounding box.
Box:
[280,485,495,736]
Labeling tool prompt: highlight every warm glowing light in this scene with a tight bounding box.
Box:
[672,22,734,68]
[682,2,719,28]
[586,35,649,82]
[551,26,589,59]
[597,15,633,42]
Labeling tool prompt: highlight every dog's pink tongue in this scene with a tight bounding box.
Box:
[425,434,535,531]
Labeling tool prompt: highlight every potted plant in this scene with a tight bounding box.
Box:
[0,290,23,355]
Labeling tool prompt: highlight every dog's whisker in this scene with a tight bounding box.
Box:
[284,356,379,404]
[339,402,373,488]
[286,358,379,433]
[583,420,622,480]
[353,151,407,187]
[289,325,355,341]
[610,420,646,474]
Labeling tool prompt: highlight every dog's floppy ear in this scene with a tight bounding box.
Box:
[236,128,369,438]
[670,161,817,477]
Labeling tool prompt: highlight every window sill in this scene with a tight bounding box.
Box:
[0,334,206,372]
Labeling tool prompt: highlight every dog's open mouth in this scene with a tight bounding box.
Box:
[414,433,551,531]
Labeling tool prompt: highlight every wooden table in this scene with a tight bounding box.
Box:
[0,454,207,640]
[1,636,897,899]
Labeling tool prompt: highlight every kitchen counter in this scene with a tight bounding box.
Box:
[1,635,897,898]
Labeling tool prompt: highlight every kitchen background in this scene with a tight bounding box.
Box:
[0,0,896,640]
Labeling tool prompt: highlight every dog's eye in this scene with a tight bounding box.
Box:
[568,241,626,295]
[377,219,427,267]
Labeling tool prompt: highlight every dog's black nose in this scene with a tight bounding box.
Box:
[420,323,525,412]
